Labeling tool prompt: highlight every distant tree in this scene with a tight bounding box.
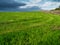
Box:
[59,6,60,8]
[55,6,60,10]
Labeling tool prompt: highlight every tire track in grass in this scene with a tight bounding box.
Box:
[0,22,47,35]
[46,16,54,22]
[0,16,54,34]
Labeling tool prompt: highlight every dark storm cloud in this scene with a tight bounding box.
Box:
[0,0,26,11]
[0,0,25,8]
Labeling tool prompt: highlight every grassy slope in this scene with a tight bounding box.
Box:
[0,12,60,45]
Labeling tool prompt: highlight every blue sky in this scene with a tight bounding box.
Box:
[0,0,60,11]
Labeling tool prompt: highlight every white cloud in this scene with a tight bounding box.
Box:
[18,0,60,10]
[19,0,42,8]
[41,2,60,10]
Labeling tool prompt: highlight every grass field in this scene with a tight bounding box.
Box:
[0,12,60,45]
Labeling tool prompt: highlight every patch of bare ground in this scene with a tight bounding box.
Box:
[50,10,60,15]
[42,10,60,15]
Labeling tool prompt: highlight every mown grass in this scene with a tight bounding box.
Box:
[0,12,60,45]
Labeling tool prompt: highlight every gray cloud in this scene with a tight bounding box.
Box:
[0,0,26,11]
[0,0,25,8]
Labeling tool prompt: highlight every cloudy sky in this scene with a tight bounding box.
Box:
[0,0,60,11]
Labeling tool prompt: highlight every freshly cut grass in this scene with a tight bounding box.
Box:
[0,12,60,45]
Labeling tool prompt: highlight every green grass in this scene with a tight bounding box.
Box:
[0,12,60,45]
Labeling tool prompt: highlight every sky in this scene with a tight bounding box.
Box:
[0,0,60,11]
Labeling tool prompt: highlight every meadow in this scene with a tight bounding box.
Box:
[0,12,60,45]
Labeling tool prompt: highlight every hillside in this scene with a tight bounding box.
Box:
[48,6,60,14]
[51,7,60,14]
[0,12,60,45]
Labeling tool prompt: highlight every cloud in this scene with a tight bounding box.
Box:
[19,0,42,8]
[29,0,41,3]
[0,0,26,11]
[52,0,60,2]
[19,0,60,10]
[41,2,60,10]
[0,0,60,11]
[0,0,25,8]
